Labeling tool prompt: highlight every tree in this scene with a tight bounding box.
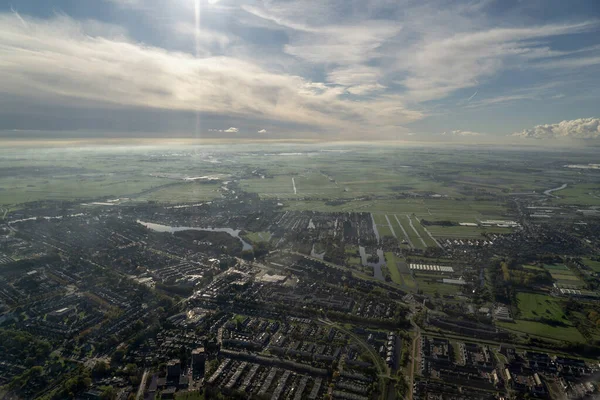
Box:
[93,361,109,377]
[100,386,117,400]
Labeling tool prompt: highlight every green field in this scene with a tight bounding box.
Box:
[543,264,569,271]
[134,182,222,203]
[414,278,461,296]
[517,293,567,321]
[412,217,437,247]
[396,214,426,249]
[498,320,585,343]
[377,223,395,238]
[385,252,403,285]
[550,184,600,206]
[243,231,272,243]
[582,258,600,273]
[523,264,545,271]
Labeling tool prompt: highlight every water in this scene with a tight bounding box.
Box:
[544,183,567,197]
[137,220,253,251]
[310,244,325,260]
[359,246,385,281]
[9,213,85,224]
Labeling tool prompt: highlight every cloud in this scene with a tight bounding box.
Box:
[0,13,422,137]
[396,22,599,102]
[512,118,600,139]
[245,0,599,106]
[257,129,267,133]
[441,130,482,136]
[223,127,239,133]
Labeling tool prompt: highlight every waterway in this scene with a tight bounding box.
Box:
[359,246,385,281]
[544,183,567,197]
[137,220,253,251]
[9,213,85,224]
[310,244,325,260]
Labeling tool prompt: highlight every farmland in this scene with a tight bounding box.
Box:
[516,293,567,321]
[497,320,586,343]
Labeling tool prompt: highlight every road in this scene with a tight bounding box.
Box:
[136,369,149,400]
[318,318,388,400]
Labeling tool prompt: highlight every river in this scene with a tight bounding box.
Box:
[137,220,253,251]
[544,183,567,197]
[9,213,85,224]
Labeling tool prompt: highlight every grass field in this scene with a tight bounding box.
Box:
[523,264,545,271]
[134,182,222,203]
[517,293,567,321]
[424,225,483,238]
[243,231,272,243]
[281,198,508,221]
[377,223,395,238]
[582,258,600,273]
[550,184,600,206]
[550,273,580,281]
[396,214,426,249]
[414,277,460,296]
[498,320,585,343]
[412,217,437,247]
[543,264,569,271]
[385,252,403,285]
[0,175,165,205]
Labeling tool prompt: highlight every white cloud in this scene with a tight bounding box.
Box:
[512,118,600,139]
[223,127,239,133]
[257,129,267,133]
[0,13,422,137]
[442,130,482,136]
[244,0,599,107]
[396,22,599,102]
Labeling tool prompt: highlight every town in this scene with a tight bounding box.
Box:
[1,144,600,400]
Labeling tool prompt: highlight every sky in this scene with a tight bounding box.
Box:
[0,0,599,142]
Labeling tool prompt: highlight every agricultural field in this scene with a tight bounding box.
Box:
[582,258,600,273]
[413,277,461,296]
[243,231,272,243]
[550,183,600,206]
[543,264,584,287]
[497,320,585,343]
[411,217,437,247]
[133,182,223,203]
[516,293,567,321]
[0,174,165,205]
[384,252,404,287]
